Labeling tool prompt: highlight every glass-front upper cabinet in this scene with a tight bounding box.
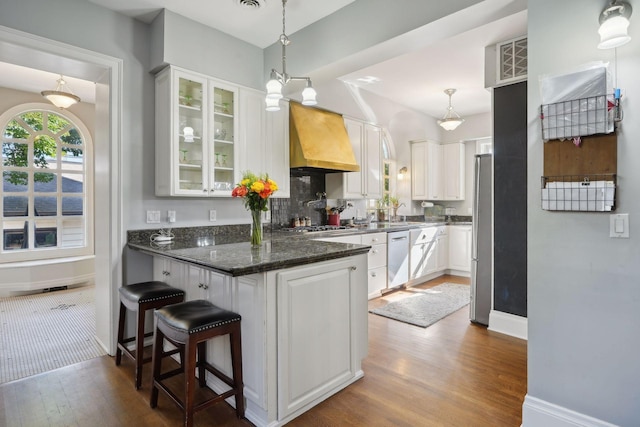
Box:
[155,66,238,197]
[210,83,237,195]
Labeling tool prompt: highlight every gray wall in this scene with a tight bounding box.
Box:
[526,0,640,425]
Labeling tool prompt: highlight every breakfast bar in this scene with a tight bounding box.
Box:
[127,229,370,426]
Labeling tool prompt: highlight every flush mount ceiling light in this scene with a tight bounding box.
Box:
[437,88,464,131]
[265,0,317,111]
[598,0,633,49]
[41,75,80,109]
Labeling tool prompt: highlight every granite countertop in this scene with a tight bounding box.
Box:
[127,219,472,277]
[128,234,370,277]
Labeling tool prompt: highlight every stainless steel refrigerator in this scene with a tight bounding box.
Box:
[470,154,492,325]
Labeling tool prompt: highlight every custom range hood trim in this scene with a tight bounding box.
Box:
[289,101,360,173]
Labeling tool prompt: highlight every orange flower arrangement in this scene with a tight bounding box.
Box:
[232,172,278,212]
[232,172,278,247]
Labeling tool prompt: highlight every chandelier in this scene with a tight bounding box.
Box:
[41,75,81,109]
[437,88,464,131]
[265,0,317,111]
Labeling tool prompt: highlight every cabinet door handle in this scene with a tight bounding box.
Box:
[162,270,170,276]
[370,271,377,277]
[198,283,209,290]
[372,238,378,242]
[371,249,378,254]
[203,189,207,193]
[350,266,357,271]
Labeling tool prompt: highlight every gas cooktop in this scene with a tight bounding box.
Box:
[281,225,349,233]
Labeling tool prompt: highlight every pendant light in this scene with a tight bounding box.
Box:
[598,0,633,49]
[437,88,464,131]
[41,75,81,109]
[265,0,317,111]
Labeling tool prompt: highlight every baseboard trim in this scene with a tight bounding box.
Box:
[522,395,618,427]
[488,310,527,340]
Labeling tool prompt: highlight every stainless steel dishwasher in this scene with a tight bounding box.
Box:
[387,230,410,289]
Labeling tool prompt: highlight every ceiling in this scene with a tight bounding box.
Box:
[0,0,527,119]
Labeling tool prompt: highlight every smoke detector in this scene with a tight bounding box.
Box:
[235,0,266,9]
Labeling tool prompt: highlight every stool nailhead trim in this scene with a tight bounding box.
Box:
[160,317,241,335]
[134,292,185,304]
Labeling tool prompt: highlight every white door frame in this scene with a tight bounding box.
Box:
[0,25,123,354]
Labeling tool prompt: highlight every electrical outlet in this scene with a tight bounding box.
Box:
[146,210,161,224]
[209,210,217,222]
[168,210,176,223]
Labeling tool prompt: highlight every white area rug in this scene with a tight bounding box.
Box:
[0,285,106,384]
[370,283,470,328]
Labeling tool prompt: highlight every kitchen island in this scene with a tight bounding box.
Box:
[127,230,370,427]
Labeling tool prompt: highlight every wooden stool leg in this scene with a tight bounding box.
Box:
[115,302,126,365]
[184,339,198,427]
[197,342,207,388]
[230,326,245,419]
[135,307,147,390]
[150,327,164,408]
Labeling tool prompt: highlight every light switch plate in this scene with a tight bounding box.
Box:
[146,210,161,224]
[209,210,217,222]
[610,213,629,238]
[167,210,176,223]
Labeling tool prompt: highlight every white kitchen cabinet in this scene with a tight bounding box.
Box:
[443,142,465,200]
[155,66,238,197]
[326,119,382,200]
[411,141,465,201]
[448,225,472,272]
[362,232,387,297]
[315,232,386,299]
[276,255,366,419]
[152,256,185,290]
[239,89,290,198]
[436,229,449,272]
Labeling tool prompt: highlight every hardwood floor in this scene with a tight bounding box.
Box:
[0,275,527,426]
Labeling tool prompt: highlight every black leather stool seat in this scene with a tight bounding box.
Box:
[115,281,185,389]
[119,281,186,306]
[155,299,241,334]
[151,299,244,426]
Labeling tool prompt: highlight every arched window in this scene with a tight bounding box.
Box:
[1,104,93,262]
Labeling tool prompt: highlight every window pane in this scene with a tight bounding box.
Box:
[62,217,84,248]
[20,112,43,131]
[2,141,28,167]
[62,146,83,164]
[4,119,30,139]
[35,219,57,248]
[34,135,58,170]
[61,128,83,146]
[62,173,83,193]
[3,196,28,216]
[47,113,69,134]
[3,220,28,250]
[33,173,57,192]
[3,171,28,191]
[62,197,83,216]
[34,196,57,216]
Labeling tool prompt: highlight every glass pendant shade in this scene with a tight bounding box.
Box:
[41,75,80,109]
[438,117,464,131]
[266,78,283,100]
[265,97,281,112]
[301,85,317,106]
[598,1,632,49]
[598,16,631,48]
[437,88,464,131]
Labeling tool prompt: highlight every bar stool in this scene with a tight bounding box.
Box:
[150,299,244,427]
[115,281,186,389]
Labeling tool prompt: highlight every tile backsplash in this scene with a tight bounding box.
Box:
[271,170,327,228]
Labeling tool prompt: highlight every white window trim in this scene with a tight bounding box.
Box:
[0,103,94,263]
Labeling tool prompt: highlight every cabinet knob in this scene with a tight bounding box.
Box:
[198,283,209,290]
[162,270,170,276]
[372,238,378,242]
[372,249,378,254]
[370,272,377,277]
[203,189,207,193]
[350,266,357,271]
